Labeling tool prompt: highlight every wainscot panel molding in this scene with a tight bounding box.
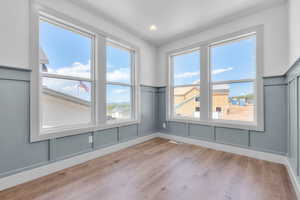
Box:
[2,64,300,196]
[0,66,159,179]
[287,56,300,193]
[0,65,31,81]
[156,77,288,155]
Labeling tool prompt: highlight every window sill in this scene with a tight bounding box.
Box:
[167,118,264,132]
[31,120,140,142]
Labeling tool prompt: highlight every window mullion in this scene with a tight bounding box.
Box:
[41,73,92,82]
[106,81,132,87]
[130,50,136,120]
[169,56,174,120]
[200,45,209,121]
[95,35,106,125]
[173,84,200,88]
[212,79,255,85]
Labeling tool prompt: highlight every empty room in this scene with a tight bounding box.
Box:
[1,0,300,199]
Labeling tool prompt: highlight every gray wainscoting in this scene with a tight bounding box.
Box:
[140,86,157,136]
[0,66,158,178]
[287,58,300,179]
[0,63,297,184]
[157,77,288,155]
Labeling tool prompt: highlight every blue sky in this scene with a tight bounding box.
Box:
[211,36,256,82]
[173,51,200,86]
[40,20,91,72]
[40,20,131,104]
[174,36,256,97]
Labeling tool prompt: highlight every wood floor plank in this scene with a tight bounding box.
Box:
[0,138,296,200]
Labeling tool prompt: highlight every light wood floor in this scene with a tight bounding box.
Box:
[0,138,297,200]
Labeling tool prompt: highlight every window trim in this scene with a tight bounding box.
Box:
[30,4,140,142]
[167,26,264,131]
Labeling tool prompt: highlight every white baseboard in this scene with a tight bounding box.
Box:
[284,158,300,200]
[0,134,157,191]
[1,132,299,199]
[157,133,286,164]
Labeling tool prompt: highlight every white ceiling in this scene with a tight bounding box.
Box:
[70,0,285,46]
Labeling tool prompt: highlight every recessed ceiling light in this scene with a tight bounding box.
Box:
[149,25,157,31]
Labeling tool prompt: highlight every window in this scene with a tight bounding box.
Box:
[39,18,94,130]
[31,11,138,141]
[168,28,263,130]
[171,50,200,118]
[106,43,133,121]
[210,35,256,122]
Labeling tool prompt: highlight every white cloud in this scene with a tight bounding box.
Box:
[192,79,200,84]
[213,84,229,90]
[212,67,233,75]
[174,67,233,79]
[107,68,130,82]
[47,61,91,79]
[175,72,199,78]
[114,89,127,94]
[43,62,92,100]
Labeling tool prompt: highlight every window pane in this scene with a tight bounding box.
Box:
[173,50,200,86]
[41,78,92,129]
[107,84,132,121]
[210,35,256,82]
[212,82,254,122]
[106,44,131,84]
[39,20,92,79]
[174,86,200,118]
[42,77,91,101]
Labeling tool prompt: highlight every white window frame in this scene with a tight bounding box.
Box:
[30,4,140,142]
[106,40,137,124]
[39,15,96,134]
[169,48,201,121]
[167,26,264,131]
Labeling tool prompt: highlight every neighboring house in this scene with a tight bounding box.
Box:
[40,48,92,128]
[42,88,91,128]
[174,85,254,121]
[109,105,131,120]
[174,86,229,118]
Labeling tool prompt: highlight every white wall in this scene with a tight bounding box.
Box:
[288,0,300,65]
[0,0,29,68]
[156,4,289,86]
[0,0,157,86]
